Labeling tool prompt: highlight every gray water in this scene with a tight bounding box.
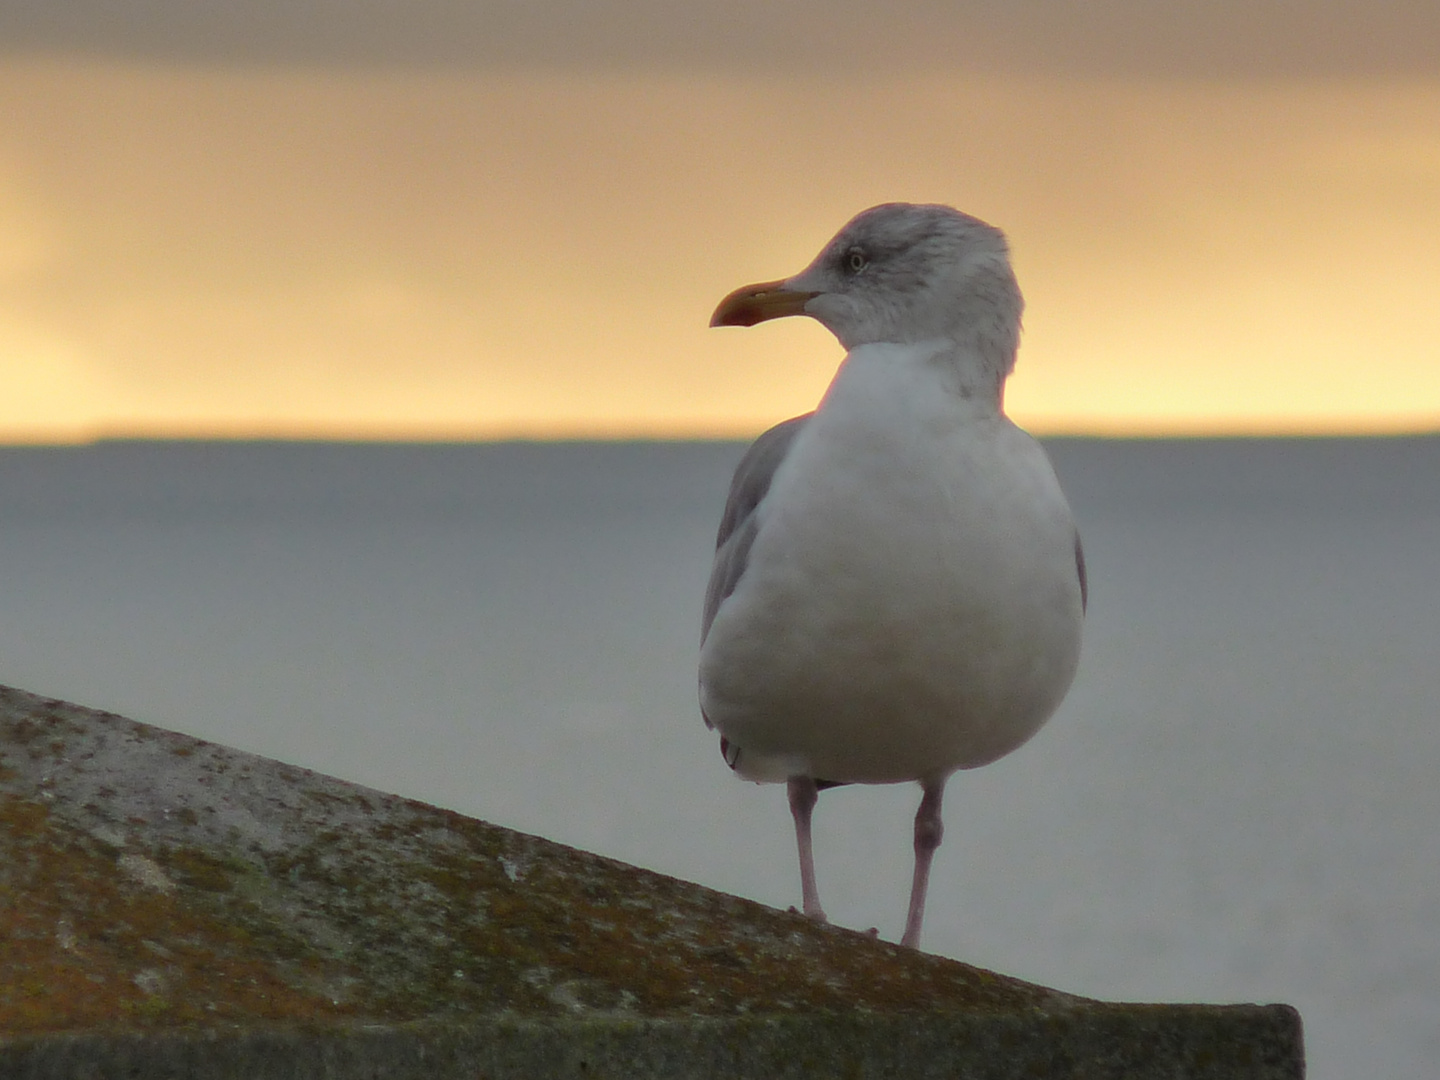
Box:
[1,438,1437,1077]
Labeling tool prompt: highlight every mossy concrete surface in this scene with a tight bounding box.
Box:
[0,684,1303,1078]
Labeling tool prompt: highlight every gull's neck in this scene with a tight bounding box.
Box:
[908,336,1010,415]
[933,337,1008,412]
[832,297,1019,416]
[833,337,1009,423]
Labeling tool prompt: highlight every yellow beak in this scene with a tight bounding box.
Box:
[710,280,821,328]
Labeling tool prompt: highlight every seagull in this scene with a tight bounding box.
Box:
[698,203,1085,950]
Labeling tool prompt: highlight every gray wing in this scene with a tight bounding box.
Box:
[700,413,812,644]
[1075,530,1088,614]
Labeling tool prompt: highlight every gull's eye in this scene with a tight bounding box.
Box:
[844,248,869,274]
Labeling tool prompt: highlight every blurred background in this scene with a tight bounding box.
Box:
[2,6,1439,1079]
[2,1,1439,440]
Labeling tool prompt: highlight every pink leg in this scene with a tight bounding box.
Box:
[787,776,827,923]
[900,776,946,949]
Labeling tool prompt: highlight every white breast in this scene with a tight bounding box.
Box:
[699,342,1084,784]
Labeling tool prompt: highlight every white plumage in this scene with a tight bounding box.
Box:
[700,203,1085,949]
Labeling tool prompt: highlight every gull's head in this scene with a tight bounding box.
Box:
[711,202,1024,380]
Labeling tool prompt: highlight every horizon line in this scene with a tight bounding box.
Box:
[2,425,1439,448]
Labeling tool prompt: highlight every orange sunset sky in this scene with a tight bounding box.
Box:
[1,3,1438,441]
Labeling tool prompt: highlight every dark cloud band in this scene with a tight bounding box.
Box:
[2,1,1438,77]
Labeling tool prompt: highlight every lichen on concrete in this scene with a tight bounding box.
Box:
[0,684,1304,1078]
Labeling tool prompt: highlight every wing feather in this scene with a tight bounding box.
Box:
[700,413,811,643]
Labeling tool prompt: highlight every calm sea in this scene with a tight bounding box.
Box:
[1,438,1437,1077]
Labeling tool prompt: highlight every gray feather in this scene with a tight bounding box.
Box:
[1074,530,1088,614]
[700,413,811,643]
